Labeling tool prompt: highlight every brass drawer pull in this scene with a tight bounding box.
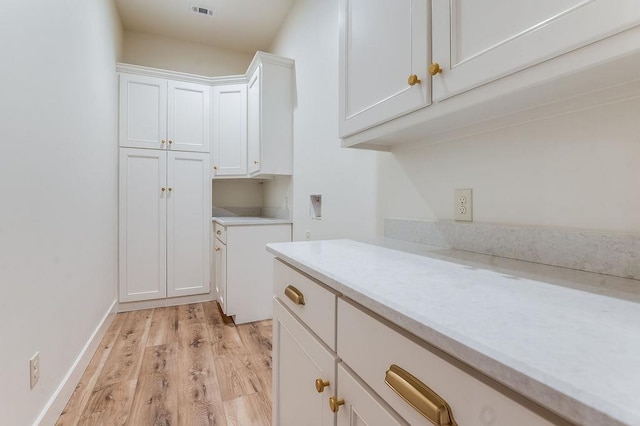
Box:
[385,364,457,426]
[329,396,344,413]
[284,285,305,305]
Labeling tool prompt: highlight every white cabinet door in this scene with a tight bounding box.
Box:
[432,0,640,101]
[336,363,408,426]
[214,238,227,312]
[273,299,337,426]
[119,74,167,150]
[247,66,261,175]
[119,148,167,302]
[212,84,247,177]
[339,0,430,137]
[166,151,210,297]
[167,81,210,152]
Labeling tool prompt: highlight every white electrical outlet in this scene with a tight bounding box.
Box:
[454,189,473,222]
[305,230,311,240]
[30,352,40,389]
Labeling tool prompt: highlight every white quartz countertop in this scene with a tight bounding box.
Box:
[212,217,292,226]
[266,239,640,426]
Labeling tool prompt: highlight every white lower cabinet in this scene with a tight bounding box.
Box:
[215,224,291,323]
[273,260,560,426]
[119,148,210,303]
[273,298,338,426]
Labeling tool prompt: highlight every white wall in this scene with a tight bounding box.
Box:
[0,0,122,424]
[122,30,253,76]
[267,0,380,241]
[379,98,640,234]
[212,180,264,208]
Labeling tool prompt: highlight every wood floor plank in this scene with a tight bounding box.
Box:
[209,324,245,359]
[76,380,137,426]
[214,354,264,401]
[95,309,152,386]
[56,313,127,426]
[147,306,179,347]
[202,301,225,328]
[126,344,179,426]
[223,392,272,426]
[237,322,272,358]
[177,321,226,424]
[178,303,206,324]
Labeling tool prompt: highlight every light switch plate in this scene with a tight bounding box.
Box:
[454,189,473,222]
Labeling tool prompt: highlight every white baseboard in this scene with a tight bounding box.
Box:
[117,293,214,312]
[34,299,118,426]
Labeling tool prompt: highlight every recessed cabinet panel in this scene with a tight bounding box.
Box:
[273,299,337,426]
[212,84,248,177]
[168,81,210,152]
[247,67,261,175]
[339,0,429,137]
[119,75,167,150]
[119,149,167,302]
[166,152,210,297]
[432,0,640,100]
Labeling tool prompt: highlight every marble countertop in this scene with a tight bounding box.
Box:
[266,238,640,426]
[212,216,293,226]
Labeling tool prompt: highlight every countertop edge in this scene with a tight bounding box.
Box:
[212,217,293,226]
[265,243,633,426]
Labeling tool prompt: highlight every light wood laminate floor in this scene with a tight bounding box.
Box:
[56,302,272,426]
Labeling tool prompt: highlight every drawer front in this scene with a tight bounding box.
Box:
[274,259,337,350]
[337,299,555,426]
[214,222,226,244]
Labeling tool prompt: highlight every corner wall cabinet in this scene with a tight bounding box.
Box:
[212,84,248,177]
[119,74,210,152]
[272,259,556,425]
[119,148,210,303]
[339,0,640,149]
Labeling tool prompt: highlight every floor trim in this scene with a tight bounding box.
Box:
[34,299,118,426]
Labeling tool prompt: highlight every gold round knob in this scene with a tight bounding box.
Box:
[329,396,344,413]
[161,139,166,144]
[407,74,421,86]
[215,247,221,252]
[161,187,166,192]
[168,140,173,145]
[213,166,218,171]
[315,379,329,393]
[168,187,173,192]
[253,160,259,164]
[428,62,443,76]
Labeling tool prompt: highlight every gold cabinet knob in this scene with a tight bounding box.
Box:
[161,187,166,192]
[168,140,173,145]
[213,166,218,171]
[407,74,421,86]
[215,247,221,252]
[428,62,443,76]
[329,396,344,413]
[168,187,173,192]
[161,139,166,144]
[253,160,259,164]
[315,379,330,393]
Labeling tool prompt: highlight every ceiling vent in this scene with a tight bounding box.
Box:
[191,6,215,17]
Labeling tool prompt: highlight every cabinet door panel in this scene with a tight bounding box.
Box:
[168,81,210,152]
[212,84,248,177]
[339,0,429,137]
[273,299,337,426]
[119,149,167,302]
[119,74,167,149]
[432,0,640,100]
[166,151,210,297]
[247,67,261,175]
[336,364,408,426]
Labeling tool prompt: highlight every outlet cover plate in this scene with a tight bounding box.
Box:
[455,189,473,222]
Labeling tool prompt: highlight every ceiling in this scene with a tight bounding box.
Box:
[115,0,296,53]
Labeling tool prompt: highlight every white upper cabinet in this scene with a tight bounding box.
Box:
[212,84,248,177]
[432,0,640,101]
[167,81,210,152]
[339,0,429,137]
[119,74,210,152]
[119,74,167,150]
[246,55,294,177]
[166,151,210,298]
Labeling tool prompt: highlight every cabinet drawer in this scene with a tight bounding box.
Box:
[274,259,337,350]
[337,299,556,426]
[213,222,226,244]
